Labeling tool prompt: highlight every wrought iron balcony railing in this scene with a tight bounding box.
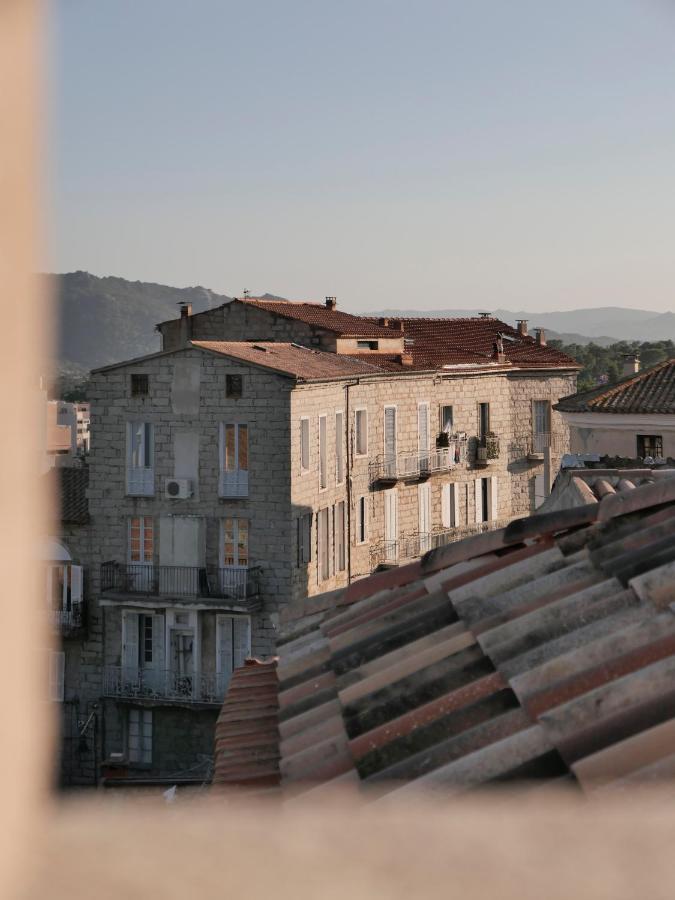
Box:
[527,432,568,459]
[100,562,263,610]
[369,519,515,568]
[49,601,85,634]
[103,665,230,705]
[370,440,468,486]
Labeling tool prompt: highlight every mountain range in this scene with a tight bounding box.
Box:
[50,272,675,376]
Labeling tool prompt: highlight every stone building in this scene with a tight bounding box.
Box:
[82,297,578,781]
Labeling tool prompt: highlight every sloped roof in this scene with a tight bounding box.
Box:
[556,359,675,414]
[239,299,397,338]
[213,658,280,792]
[44,466,89,524]
[265,475,675,796]
[191,341,388,380]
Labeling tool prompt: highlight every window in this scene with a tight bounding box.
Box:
[532,400,551,453]
[418,402,430,466]
[319,415,327,490]
[127,422,154,495]
[475,477,498,524]
[335,411,344,484]
[441,483,460,528]
[129,516,153,563]
[128,709,152,764]
[356,496,367,544]
[219,423,249,497]
[357,340,379,350]
[300,418,310,473]
[221,518,249,567]
[355,409,368,456]
[48,650,65,702]
[226,374,243,398]
[637,435,663,458]
[478,403,490,440]
[142,615,154,664]
[440,405,454,433]
[217,615,251,693]
[297,513,312,566]
[335,501,346,572]
[131,373,149,397]
[317,507,330,581]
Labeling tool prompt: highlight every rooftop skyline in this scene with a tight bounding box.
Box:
[50,1,675,313]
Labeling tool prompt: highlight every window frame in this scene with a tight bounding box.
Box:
[637,434,663,458]
[318,413,328,491]
[300,417,310,474]
[354,408,368,457]
[440,405,454,433]
[356,495,368,544]
[225,373,243,399]
[130,373,149,397]
[335,410,345,485]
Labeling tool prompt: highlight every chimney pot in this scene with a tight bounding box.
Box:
[516,319,528,337]
[535,328,546,346]
[400,352,414,367]
[325,296,337,310]
[178,302,192,319]
[378,317,389,327]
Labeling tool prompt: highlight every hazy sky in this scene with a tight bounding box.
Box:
[50,1,675,313]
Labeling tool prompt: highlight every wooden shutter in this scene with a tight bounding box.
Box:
[489,477,499,522]
[474,479,483,524]
[233,617,251,668]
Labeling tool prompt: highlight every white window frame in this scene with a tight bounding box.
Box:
[354,408,368,457]
[317,507,330,582]
[219,422,249,498]
[335,501,346,572]
[335,410,345,485]
[440,405,454,433]
[126,422,154,496]
[319,414,328,491]
[300,417,310,474]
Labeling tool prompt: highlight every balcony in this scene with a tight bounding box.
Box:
[369,520,514,568]
[369,440,467,487]
[100,562,263,612]
[49,602,85,635]
[103,666,229,705]
[47,563,85,635]
[219,470,248,498]
[527,432,567,461]
[475,433,500,468]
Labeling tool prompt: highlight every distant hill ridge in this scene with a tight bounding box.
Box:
[50,271,675,373]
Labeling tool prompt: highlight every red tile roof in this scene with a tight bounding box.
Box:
[213,658,280,792]
[236,474,675,796]
[191,341,387,380]
[556,358,675,414]
[239,299,397,338]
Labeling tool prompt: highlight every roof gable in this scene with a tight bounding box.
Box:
[556,359,675,414]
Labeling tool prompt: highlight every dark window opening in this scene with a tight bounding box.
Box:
[226,374,243,398]
[637,435,663,458]
[479,403,490,439]
[481,478,489,522]
[357,340,379,350]
[131,374,149,397]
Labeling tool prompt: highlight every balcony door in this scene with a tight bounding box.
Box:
[220,518,249,599]
[384,488,398,562]
[220,423,249,497]
[158,516,203,595]
[533,400,551,453]
[217,615,251,697]
[418,483,431,553]
[121,610,165,694]
[384,406,397,477]
[418,403,430,470]
[127,516,154,592]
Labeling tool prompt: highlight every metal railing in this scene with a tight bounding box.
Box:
[48,602,85,633]
[369,451,421,483]
[528,432,567,456]
[100,562,263,608]
[369,518,515,567]
[370,441,468,485]
[475,433,500,465]
[219,470,248,498]
[126,466,154,496]
[103,666,230,704]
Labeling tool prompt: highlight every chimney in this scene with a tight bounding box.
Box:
[400,352,414,367]
[325,296,337,310]
[492,336,505,364]
[389,318,404,332]
[516,319,528,337]
[622,354,640,377]
[178,302,193,347]
[535,328,546,346]
[378,317,389,327]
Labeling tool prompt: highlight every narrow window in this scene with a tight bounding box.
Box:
[478,403,490,440]
[220,424,249,497]
[217,615,252,694]
[128,516,153,563]
[300,418,310,472]
[418,402,430,467]
[317,508,330,581]
[533,400,551,452]
[319,415,327,490]
[297,514,312,566]
[142,615,153,664]
[440,405,454,432]
[127,422,154,495]
[356,340,379,350]
[335,411,344,484]
[131,373,149,397]
[335,501,346,572]
[355,409,368,456]
[221,518,249,566]
[226,374,243,398]
[128,709,152,764]
[356,496,367,543]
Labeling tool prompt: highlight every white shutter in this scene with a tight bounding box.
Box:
[451,483,460,527]
[474,479,483,524]
[122,611,140,676]
[534,473,545,509]
[70,565,83,605]
[489,477,499,522]
[233,617,251,668]
[217,616,234,676]
[441,484,451,528]
[49,650,65,702]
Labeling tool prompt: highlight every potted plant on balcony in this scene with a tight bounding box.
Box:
[436,431,450,448]
[484,431,500,460]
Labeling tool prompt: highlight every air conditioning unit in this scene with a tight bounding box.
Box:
[165,478,193,499]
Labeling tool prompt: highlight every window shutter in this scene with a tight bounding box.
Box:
[490,477,499,522]
[151,614,164,670]
[122,611,140,674]
[474,479,483,524]
[441,484,450,528]
[233,617,251,669]
[49,650,65,702]
[70,565,83,605]
[451,483,460,527]
[218,616,234,677]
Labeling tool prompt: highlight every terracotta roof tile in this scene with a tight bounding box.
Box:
[556,358,675,414]
[240,298,397,338]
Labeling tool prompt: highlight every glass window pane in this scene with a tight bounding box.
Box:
[225,425,235,470]
[238,425,248,471]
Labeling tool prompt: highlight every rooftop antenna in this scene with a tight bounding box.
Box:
[243,288,250,298]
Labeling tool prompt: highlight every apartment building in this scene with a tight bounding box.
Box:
[83,297,578,781]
